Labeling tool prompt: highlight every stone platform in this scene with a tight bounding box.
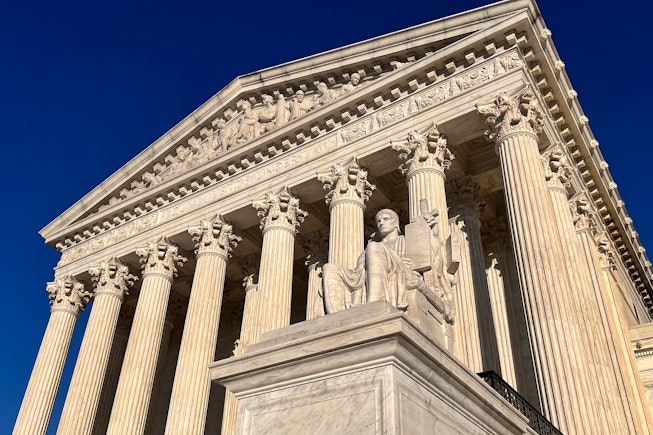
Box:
[210,302,533,434]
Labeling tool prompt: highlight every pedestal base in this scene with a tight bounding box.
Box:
[210,302,532,434]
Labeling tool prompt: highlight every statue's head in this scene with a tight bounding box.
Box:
[375,209,401,237]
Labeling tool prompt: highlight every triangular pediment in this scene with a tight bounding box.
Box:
[41,0,538,249]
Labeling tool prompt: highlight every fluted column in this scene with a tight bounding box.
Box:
[57,259,136,435]
[477,89,588,434]
[107,238,186,435]
[301,230,328,320]
[165,216,240,434]
[482,219,519,388]
[318,157,374,312]
[573,202,652,434]
[14,276,91,435]
[392,125,453,238]
[569,197,630,433]
[92,310,132,435]
[252,186,307,339]
[595,238,653,433]
[221,256,259,435]
[447,177,500,373]
[542,148,608,434]
[146,296,186,435]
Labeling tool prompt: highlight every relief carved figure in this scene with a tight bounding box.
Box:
[322,206,457,322]
[314,82,335,107]
[339,72,361,97]
[235,99,261,144]
[289,90,313,120]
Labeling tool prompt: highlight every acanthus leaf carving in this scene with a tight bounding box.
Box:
[253,186,307,234]
[477,87,544,142]
[47,276,92,314]
[188,215,242,258]
[318,157,375,207]
[135,237,187,278]
[542,144,572,191]
[89,257,137,299]
[391,124,454,175]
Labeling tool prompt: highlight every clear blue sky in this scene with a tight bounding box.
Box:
[1,0,651,432]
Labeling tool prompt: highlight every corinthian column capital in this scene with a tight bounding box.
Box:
[447,177,485,221]
[47,276,91,315]
[477,88,544,143]
[570,195,596,233]
[253,186,307,234]
[300,229,329,269]
[135,237,187,280]
[318,157,375,208]
[542,145,573,192]
[89,258,137,300]
[188,215,242,258]
[391,124,454,176]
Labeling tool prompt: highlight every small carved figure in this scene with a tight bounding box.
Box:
[213,118,237,151]
[289,90,313,120]
[235,100,261,144]
[314,82,335,107]
[258,94,278,133]
[339,72,361,96]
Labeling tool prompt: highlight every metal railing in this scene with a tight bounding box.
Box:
[477,370,563,435]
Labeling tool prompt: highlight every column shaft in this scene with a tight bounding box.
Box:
[57,295,122,434]
[485,255,518,385]
[107,273,172,434]
[14,277,89,435]
[547,185,606,434]
[14,310,77,435]
[256,227,295,338]
[92,331,129,435]
[165,252,228,434]
[328,201,364,267]
[57,259,134,435]
[498,133,584,432]
[408,169,448,237]
[221,276,258,435]
[450,214,499,373]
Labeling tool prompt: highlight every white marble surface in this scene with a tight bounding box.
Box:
[210,302,532,434]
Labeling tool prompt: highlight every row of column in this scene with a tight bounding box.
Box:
[477,89,651,434]
[15,88,651,435]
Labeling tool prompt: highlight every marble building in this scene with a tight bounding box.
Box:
[13,0,653,434]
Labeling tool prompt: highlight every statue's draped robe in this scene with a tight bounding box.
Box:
[323,235,424,313]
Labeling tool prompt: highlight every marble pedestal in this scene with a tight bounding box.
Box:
[210,302,533,434]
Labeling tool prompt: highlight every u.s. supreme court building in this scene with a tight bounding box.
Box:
[14,0,653,434]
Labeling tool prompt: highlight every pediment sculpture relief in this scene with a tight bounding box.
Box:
[321,202,459,324]
[97,71,377,213]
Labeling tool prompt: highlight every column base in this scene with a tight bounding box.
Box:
[210,302,531,434]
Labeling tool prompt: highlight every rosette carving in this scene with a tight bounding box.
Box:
[47,276,92,314]
[318,157,375,207]
[89,258,137,299]
[135,237,187,278]
[253,186,308,233]
[477,88,544,142]
[188,215,242,257]
[391,124,453,175]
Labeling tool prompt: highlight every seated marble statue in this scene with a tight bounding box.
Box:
[322,208,456,320]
